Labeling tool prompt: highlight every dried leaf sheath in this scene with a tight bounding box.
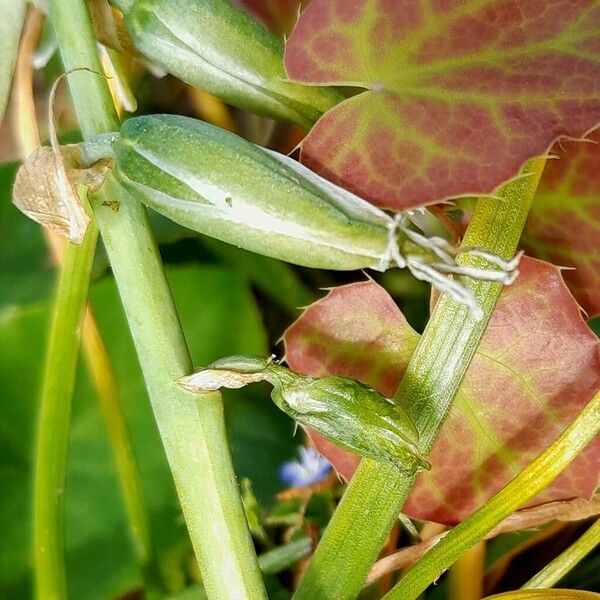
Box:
[12,73,112,244]
[12,145,111,244]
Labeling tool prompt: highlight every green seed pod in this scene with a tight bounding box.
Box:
[179,355,430,473]
[121,0,343,128]
[112,114,400,271]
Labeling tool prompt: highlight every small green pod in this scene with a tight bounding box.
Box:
[121,0,342,128]
[271,374,430,473]
[112,114,399,271]
[179,355,430,473]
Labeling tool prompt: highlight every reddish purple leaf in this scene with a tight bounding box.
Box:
[284,0,600,210]
[523,130,600,317]
[284,280,420,391]
[284,260,600,523]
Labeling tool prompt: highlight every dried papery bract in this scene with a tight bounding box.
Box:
[14,146,86,243]
[88,0,138,56]
[180,355,431,472]
[12,71,111,243]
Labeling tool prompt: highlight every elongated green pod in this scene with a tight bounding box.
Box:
[120,0,342,128]
[0,0,27,122]
[112,114,399,271]
[179,355,430,473]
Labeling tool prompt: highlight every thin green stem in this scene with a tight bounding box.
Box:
[33,207,98,600]
[292,159,546,600]
[384,391,600,599]
[81,313,155,574]
[258,537,313,574]
[522,518,600,590]
[48,1,266,598]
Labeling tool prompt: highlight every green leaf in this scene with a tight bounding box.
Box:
[285,1,600,209]
[257,537,312,575]
[199,237,315,317]
[0,0,27,122]
[0,265,296,598]
[0,162,55,307]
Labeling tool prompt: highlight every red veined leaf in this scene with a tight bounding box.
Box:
[231,0,304,36]
[284,0,600,210]
[284,279,420,393]
[523,130,600,317]
[284,259,600,523]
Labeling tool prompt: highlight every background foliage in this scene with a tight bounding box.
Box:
[0,0,599,598]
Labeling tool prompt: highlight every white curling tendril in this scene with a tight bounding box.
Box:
[383,211,522,321]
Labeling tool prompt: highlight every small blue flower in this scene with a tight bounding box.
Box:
[279,446,332,488]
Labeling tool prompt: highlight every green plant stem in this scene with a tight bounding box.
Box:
[81,313,154,571]
[384,390,600,599]
[292,159,546,600]
[522,518,600,590]
[48,1,266,598]
[94,180,268,600]
[258,537,313,575]
[33,210,98,600]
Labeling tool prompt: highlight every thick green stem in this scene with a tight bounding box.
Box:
[522,518,600,590]
[384,391,600,599]
[33,213,98,600]
[94,181,267,599]
[48,1,266,598]
[292,160,546,600]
